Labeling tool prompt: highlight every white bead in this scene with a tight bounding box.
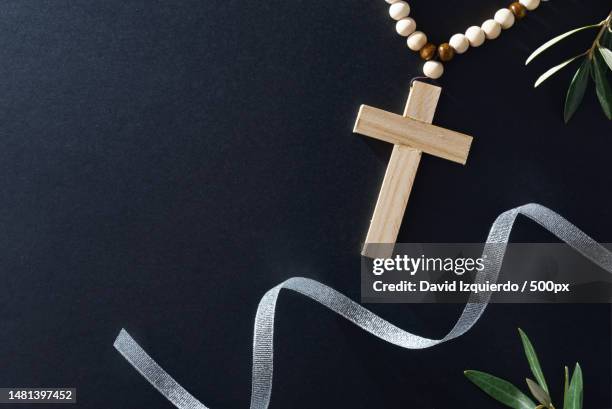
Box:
[449,33,469,54]
[395,17,416,37]
[395,18,416,36]
[423,61,444,79]
[519,0,540,10]
[389,1,410,20]
[482,19,502,40]
[385,0,400,3]
[494,8,515,29]
[407,31,427,51]
[465,26,485,47]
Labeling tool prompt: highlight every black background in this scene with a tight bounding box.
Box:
[0,1,611,408]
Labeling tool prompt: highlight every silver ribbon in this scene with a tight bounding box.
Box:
[113,203,612,409]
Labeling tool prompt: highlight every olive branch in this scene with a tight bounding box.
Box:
[464,329,583,409]
[527,10,612,123]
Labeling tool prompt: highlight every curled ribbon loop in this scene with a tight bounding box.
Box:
[114,203,612,409]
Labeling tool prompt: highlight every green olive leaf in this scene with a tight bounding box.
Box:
[465,370,536,409]
[526,24,602,65]
[564,59,591,123]
[535,54,584,88]
[593,50,612,119]
[603,30,612,49]
[599,47,612,71]
[564,366,569,401]
[526,378,552,407]
[518,328,549,394]
[563,363,583,409]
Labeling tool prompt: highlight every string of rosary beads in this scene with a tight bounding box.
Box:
[385,0,542,79]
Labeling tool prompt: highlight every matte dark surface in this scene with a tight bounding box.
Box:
[0,1,610,408]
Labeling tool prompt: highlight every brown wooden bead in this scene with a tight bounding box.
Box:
[438,43,455,62]
[419,43,437,61]
[509,2,527,19]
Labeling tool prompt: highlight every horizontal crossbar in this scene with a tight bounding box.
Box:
[353,105,473,165]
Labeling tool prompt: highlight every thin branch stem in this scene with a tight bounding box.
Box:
[589,10,612,58]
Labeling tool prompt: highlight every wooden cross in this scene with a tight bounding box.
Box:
[353,81,473,259]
